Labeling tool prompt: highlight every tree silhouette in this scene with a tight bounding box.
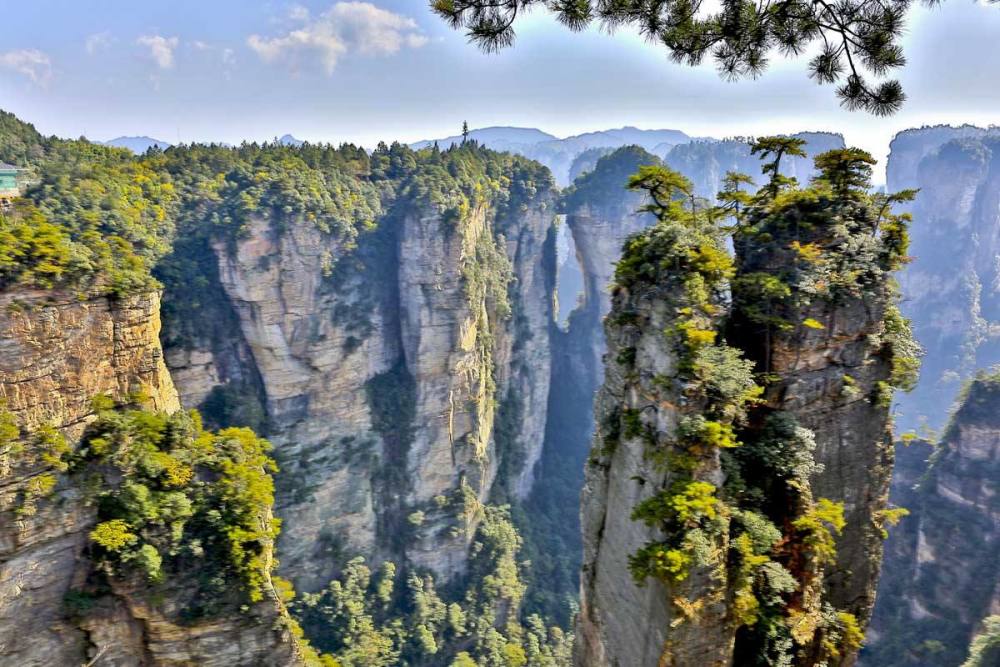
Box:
[431,0,994,115]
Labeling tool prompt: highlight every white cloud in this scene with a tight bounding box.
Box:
[85,32,113,55]
[0,49,52,84]
[137,34,179,69]
[288,4,311,21]
[189,41,237,70]
[248,1,428,74]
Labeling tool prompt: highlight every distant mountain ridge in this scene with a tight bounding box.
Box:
[412,125,691,184]
[101,136,172,153]
[277,134,304,147]
[411,125,848,186]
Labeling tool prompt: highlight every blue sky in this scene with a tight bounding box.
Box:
[1,0,999,170]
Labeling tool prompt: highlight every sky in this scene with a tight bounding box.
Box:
[1,0,1000,177]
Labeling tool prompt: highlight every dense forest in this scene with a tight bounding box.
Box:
[0,109,573,666]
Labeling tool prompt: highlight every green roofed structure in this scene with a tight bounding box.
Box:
[0,163,20,195]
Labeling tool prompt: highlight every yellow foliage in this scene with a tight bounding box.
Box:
[792,498,846,563]
[27,472,57,498]
[91,519,137,552]
[788,607,822,646]
[789,241,823,263]
[671,481,719,522]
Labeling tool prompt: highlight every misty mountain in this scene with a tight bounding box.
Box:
[101,136,172,153]
[410,126,558,151]
[277,134,304,147]
[412,125,690,185]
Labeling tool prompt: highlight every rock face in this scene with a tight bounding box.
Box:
[664,132,846,197]
[0,289,301,666]
[0,289,179,433]
[562,147,661,380]
[71,577,302,667]
[864,375,1000,667]
[576,275,732,667]
[163,174,557,589]
[887,128,1000,433]
[576,156,908,666]
[731,230,896,631]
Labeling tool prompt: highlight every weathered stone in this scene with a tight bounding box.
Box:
[0,288,301,666]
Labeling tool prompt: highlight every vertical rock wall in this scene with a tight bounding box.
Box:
[865,376,1000,667]
[888,130,1000,432]
[165,184,557,589]
[0,289,300,666]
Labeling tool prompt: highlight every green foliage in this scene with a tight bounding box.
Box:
[628,543,692,584]
[0,406,19,444]
[0,109,551,303]
[0,109,47,166]
[792,498,846,564]
[677,416,740,450]
[2,137,179,294]
[813,148,876,196]
[398,140,551,229]
[961,616,1000,667]
[76,408,280,607]
[751,137,807,195]
[0,405,22,466]
[687,345,761,421]
[90,519,137,551]
[295,506,571,666]
[820,610,865,659]
[632,481,720,527]
[882,303,922,392]
[731,273,792,329]
[562,145,660,212]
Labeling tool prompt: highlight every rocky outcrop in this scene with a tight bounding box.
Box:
[864,375,1000,667]
[562,147,660,376]
[576,267,732,667]
[164,164,557,589]
[0,288,301,666]
[730,223,897,632]
[72,577,301,667]
[206,216,393,588]
[576,154,910,666]
[0,289,179,433]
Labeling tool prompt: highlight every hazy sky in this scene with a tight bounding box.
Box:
[1,0,999,175]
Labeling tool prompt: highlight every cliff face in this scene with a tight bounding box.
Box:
[0,289,179,433]
[562,147,661,379]
[0,289,300,666]
[576,154,911,667]
[864,375,1000,667]
[576,266,734,666]
[888,129,1000,432]
[731,227,896,629]
[163,178,557,589]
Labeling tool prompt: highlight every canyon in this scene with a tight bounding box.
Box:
[0,113,997,666]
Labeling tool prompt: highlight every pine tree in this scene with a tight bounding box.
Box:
[431,0,955,115]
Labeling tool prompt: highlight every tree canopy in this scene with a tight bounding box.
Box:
[431,0,993,115]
